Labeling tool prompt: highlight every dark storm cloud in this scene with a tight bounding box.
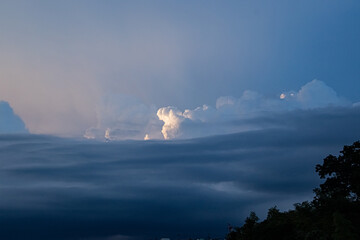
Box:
[0,106,359,239]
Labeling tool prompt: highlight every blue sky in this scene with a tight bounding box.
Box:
[0,0,359,137]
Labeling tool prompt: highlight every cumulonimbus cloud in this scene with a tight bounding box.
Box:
[156,80,349,139]
[84,80,352,141]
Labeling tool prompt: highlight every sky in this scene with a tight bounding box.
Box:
[0,1,360,239]
[0,0,360,138]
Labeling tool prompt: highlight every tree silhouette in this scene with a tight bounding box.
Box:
[226,141,360,240]
[315,141,360,203]
[227,212,259,240]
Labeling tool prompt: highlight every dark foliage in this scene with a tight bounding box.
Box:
[227,141,360,240]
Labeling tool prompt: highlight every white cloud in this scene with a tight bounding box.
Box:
[83,80,353,141]
[286,79,348,108]
[0,101,28,134]
[144,134,150,140]
[84,95,162,141]
[157,80,352,140]
[216,96,236,109]
[156,107,184,140]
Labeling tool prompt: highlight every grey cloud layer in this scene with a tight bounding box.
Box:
[1,106,359,239]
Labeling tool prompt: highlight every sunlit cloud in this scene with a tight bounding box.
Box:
[157,107,184,140]
[80,80,355,141]
[155,80,351,140]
